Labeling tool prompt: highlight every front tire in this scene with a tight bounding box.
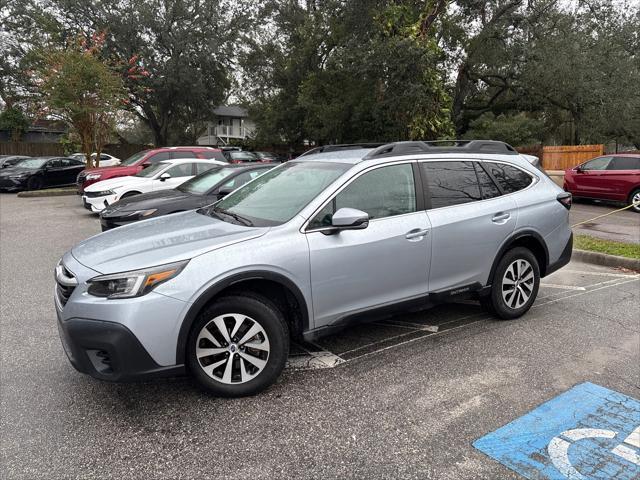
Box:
[629,188,640,213]
[187,294,289,397]
[26,176,43,191]
[484,247,540,320]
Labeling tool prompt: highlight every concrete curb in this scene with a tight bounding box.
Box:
[572,248,640,271]
[17,188,77,198]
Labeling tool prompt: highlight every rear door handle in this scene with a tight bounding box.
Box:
[492,212,511,223]
[405,228,430,240]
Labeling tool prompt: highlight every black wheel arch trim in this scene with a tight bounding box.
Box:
[486,229,550,288]
[176,270,310,363]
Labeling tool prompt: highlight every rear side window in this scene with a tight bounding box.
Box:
[486,163,533,194]
[474,163,501,199]
[608,156,640,170]
[422,161,482,208]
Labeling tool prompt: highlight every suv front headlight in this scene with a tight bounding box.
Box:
[86,260,188,299]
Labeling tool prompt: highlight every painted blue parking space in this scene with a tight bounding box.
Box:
[474,382,640,479]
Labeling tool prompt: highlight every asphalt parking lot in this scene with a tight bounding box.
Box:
[1,194,639,479]
[570,200,640,244]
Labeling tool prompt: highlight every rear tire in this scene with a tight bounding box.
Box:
[187,293,289,397]
[484,247,540,320]
[26,176,43,191]
[629,188,640,213]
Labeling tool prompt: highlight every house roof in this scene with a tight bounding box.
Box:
[213,105,249,118]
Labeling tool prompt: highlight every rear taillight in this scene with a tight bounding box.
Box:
[557,192,572,210]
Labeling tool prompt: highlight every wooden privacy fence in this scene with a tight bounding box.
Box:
[516,144,604,171]
[0,142,149,160]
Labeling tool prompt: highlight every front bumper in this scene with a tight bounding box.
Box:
[0,176,27,191]
[57,313,185,381]
[82,193,118,213]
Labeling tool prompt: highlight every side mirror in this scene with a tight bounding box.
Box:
[575,165,584,173]
[159,172,171,181]
[331,208,369,231]
[217,186,234,199]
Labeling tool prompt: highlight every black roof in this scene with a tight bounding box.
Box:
[299,140,519,160]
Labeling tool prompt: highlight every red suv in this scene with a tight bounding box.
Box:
[76,147,227,192]
[564,154,640,212]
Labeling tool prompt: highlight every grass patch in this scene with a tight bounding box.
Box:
[574,234,640,259]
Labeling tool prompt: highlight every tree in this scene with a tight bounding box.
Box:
[35,34,125,167]
[0,107,30,141]
[3,0,253,146]
[241,0,454,146]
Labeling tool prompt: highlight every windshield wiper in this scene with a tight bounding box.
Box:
[212,206,254,226]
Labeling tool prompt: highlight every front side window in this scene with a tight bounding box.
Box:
[47,159,62,169]
[209,162,350,226]
[135,163,167,178]
[172,151,197,159]
[422,161,482,209]
[121,150,149,166]
[165,163,195,177]
[608,156,640,171]
[581,156,611,171]
[308,164,417,229]
[147,152,171,164]
[487,163,533,194]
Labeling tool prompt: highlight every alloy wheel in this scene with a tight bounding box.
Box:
[632,191,640,212]
[195,313,270,384]
[501,259,535,309]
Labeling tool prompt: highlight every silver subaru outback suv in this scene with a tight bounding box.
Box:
[55,141,573,397]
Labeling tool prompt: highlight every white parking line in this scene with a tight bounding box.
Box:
[540,283,586,291]
[287,274,639,371]
[561,269,640,278]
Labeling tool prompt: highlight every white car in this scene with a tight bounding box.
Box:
[82,159,223,213]
[70,153,121,167]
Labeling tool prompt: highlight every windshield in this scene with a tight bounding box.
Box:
[121,150,149,166]
[205,161,350,226]
[135,163,167,178]
[14,158,49,169]
[178,167,233,194]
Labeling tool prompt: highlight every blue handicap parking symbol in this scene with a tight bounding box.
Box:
[474,382,640,479]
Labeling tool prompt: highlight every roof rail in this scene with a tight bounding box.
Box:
[361,140,518,160]
[298,143,385,158]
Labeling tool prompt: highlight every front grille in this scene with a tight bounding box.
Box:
[55,264,77,308]
[77,172,86,184]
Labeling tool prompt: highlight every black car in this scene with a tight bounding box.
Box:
[0,155,30,169]
[0,156,85,191]
[100,163,273,230]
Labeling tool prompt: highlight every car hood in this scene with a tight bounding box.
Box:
[85,176,149,192]
[72,210,268,273]
[105,189,195,212]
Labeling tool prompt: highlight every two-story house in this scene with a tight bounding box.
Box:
[197,106,256,146]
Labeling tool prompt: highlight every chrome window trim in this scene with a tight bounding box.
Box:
[301,160,418,234]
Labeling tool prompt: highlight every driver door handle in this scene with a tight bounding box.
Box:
[405,228,430,240]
